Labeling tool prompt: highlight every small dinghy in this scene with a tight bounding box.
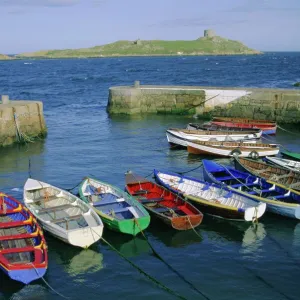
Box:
[234,157,300,191]
[187,140,279,158]
[23,179,104,248]
[166,128,259,147]
[125,172,203,230]
[153,170,266,222]
[0,193,48,284]
[78,177,150,236]
[202,159,300,219]
[210,117,277,135]
[265,156,300,173]
[187,123,262,135]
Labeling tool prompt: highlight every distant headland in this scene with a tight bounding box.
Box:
[0,54,12,60]
[15,30,261,59]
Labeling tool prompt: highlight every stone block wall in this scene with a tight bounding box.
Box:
[0,100,47,146]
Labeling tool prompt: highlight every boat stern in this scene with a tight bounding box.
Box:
[244,202,266,221]
[171,215,203,230]
[7,267,47,284]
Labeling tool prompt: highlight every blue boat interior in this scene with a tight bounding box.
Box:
[85,185,140,220]
[203,160,300,204]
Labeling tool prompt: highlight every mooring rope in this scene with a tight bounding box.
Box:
[277,124,300,136]
[134,220,211,300]
[177,163,203,175]
[100,236,187,300]
[30,263,70,299]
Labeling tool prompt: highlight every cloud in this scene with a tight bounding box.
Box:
[0,0,80,7]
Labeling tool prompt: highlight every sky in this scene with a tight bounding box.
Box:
[0,0,299,53]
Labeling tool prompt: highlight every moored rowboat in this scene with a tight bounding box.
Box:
[78,177,150,236]
[187,140,279,158]
[187,123,262,134]
[234,157,300,191]
[153,170,266,221]
[125,172,203,230]
[23,178,104,248]
[202,159,300,219]
[166,128,259,147]
[265,156,300,173]
[0,193,48,284]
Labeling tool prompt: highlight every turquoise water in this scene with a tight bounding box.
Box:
[0,53,300,300]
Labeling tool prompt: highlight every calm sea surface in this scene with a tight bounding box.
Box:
[0,53,300,300]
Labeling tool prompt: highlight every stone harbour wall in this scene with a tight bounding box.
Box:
[107,82,300,123]
[0,96,47,147]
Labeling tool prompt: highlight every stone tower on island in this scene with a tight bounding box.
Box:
[204,29,216,37]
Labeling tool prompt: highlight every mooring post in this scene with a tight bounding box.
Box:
[134,80,140,88]
[1,95,10,104]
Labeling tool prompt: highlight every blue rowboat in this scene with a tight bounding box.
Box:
[153,169,266,222]
[202,159,300,220]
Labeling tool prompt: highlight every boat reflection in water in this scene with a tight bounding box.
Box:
[147,222,202,248]
[240,222,266,253]
[103,232,150,258]
[4,284,48,300]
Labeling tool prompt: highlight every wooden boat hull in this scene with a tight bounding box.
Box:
[23,179,104,248]
[79,177,150,236]
[210,120,276,135]
[202,159,300,220]
[265,156,300,173]
[153,170,266,221]
[125,172,203,230]
[187,140,279,158]
[234,157,300,190]
[281,150,300,161]
[0,194,48,284]
[187,123,262,134]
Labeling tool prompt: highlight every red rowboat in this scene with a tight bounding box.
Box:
[0,193,48,284]
[208,117,277,135]
[125,172,203,230]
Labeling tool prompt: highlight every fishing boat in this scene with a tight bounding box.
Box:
[153,170,266,221]
[166,128,259,147]
[202,159,300,219]
[23,178,104,248]
[78,177,150,236]
[234,157,300,191]
[125,172,203,230]
[187,140,279,158]
[210,117,277,135]
[0,193,48,284]
[281,150,300,161]
[187,123,262,135]
[265,156,300,173]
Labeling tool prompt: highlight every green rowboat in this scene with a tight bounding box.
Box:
[281,150,300,161]
[78,177,150,236]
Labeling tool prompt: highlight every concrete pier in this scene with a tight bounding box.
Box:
[0,97,47,146]
[107,83,300,123]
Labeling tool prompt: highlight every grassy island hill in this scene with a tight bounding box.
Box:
[18,31,261,59]
[0,54,13,60]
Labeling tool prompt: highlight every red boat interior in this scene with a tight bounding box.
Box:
[127,181,198,217]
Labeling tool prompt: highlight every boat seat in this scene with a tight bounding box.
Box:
[104,207,129,214]
[273,194,290,200]
[51,214,83,224]
[201,184,210,191]
[132,190,148,195]
[154,207,170,213]
[93,193,121,206]
[140,198,164,203]
[217,175,238,181]
[38,204,75,214]
[231,183,257,188]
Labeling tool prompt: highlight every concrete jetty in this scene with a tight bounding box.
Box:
[107,82,300,123]
[0,95,47,146]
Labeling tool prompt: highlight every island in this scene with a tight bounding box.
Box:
[0,54,12,60]
[17,30,261,59]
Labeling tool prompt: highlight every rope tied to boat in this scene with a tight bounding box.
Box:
[252,207,259,224]
[133,219,211,300]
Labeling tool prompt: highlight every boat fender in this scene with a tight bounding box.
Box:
[249,150,259,160]
[230,148,242,157]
